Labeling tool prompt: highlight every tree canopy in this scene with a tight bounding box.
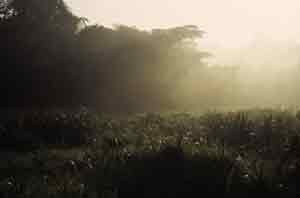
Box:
[0,0,212,113]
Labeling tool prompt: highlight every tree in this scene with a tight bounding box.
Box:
[0,0,210,112]
[0,0,82,108]
[75,24,208,112]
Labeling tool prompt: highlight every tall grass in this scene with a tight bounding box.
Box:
[1,108,300,197]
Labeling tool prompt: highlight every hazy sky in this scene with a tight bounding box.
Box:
[65,0,300,65]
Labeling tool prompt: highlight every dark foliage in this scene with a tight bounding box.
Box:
[0,109,300,197]
[0,0,212,113]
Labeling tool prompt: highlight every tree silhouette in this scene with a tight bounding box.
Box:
[0,0,213,113]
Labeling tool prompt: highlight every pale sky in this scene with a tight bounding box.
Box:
[65,0,300,65]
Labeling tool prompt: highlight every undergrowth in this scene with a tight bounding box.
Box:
[1,108,300,197]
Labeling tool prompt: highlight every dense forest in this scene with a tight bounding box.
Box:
[0,0,209,112]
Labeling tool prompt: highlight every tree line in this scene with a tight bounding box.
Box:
[4,0,291,113]
[0,0,217,113]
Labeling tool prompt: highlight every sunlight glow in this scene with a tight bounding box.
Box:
[65,0,300,47]
[65,0,300,66]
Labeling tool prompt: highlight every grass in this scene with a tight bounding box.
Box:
[1,108,300,197]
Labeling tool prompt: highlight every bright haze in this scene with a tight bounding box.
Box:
[65,0,300,66]
[64,0,300,109]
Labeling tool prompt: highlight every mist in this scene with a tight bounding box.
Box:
[176,38,300,110]
[1,0,300,114]
[63,0,300,111]
[3,1,300,197]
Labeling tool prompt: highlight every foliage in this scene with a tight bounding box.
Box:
[0,0,212,113]
[1,109,300,197]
